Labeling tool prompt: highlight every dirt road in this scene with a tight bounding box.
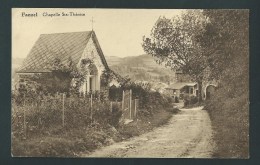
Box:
[83,106,215,158]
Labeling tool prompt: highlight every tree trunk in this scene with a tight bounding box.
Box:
[197,80,203,104]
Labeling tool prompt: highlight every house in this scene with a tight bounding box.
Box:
[170,68,217,100]
[166,82,198,100]
[16,31,124,95]
[165,69,198,100]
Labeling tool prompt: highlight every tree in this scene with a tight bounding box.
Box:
[200,10,249,158]
[197,10,249,81]
[142,10,208,102]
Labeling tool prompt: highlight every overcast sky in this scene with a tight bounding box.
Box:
[12,8,183,59]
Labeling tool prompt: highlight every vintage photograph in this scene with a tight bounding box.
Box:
[11,8,249,158]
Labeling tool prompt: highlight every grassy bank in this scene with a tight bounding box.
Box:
[202,9,249,158]
[118,107,178,139]
[205,91,249,158]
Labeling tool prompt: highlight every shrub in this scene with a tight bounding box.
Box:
[190,96,198,104]
[174,96,179,103]
[183,95,198,106]
[11,93,124,139]
[205,84,249,158]
[109,104,122,128]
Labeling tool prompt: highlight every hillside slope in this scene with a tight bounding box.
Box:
[106,54,175,84]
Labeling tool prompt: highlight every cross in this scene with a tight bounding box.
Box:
[90,17,95,31]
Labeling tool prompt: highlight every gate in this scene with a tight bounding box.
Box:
[121,89,139,121]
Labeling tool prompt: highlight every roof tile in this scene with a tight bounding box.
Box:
[18,31,92,73]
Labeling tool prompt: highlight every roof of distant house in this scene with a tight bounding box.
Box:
[17,31,109,73]
[175,69,183,74]
[166,82,197,90]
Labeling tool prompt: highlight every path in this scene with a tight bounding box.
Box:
[82,106,215,158]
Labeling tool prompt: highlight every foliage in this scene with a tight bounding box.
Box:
[108,81,172,112]
[12,86,174,157]
[205,87,249,158]
[17,57,75,96]
[11,93,122,140]
[183,95,198,107]
[199,10,249,80]
[70,58,97,93]
[142,10,209,102]
[203,9,249,158]
[108,86,123,101]
[100,68,129,90]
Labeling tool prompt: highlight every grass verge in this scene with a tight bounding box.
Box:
[205,95,249,158]
[117,107,177,140]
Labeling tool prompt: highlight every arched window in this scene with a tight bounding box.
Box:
[89,63,98,75]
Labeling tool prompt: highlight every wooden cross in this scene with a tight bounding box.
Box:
[91,17,95,31]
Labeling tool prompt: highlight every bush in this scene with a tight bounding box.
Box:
[108,82,172,110]
[107,103,123,128]
[11,93,124,139]
[174,96,179,103]
[205,86,249,158]
[190,96,198,104]
[183,95,198,106]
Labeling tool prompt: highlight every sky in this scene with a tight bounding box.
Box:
[12,8,183,59]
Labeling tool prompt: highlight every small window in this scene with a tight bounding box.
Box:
[190,88,193,94]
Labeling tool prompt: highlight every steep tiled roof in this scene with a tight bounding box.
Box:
[17,31,108,73]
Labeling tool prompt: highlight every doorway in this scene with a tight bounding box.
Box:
[89,77,93,92]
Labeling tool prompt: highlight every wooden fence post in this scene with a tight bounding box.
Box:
[62,93,65,127]
[22,97,26,138]
[90,94,93,124]
[129,89,132,119]
[24,104,27,139]
[134,99,137,119]
[122,90,125,111]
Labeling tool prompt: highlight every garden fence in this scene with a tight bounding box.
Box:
[12,91,140,140]
[121,89,139,121]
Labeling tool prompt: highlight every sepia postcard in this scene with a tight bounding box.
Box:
[11,8,249,158]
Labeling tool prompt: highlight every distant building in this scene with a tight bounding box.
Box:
[165,82,198,100]
[167,68,218,100]
[165,69,197,100]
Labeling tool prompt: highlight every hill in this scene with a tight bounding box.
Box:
[106,54,175,85]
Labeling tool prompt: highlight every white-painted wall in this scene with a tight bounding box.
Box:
[77,36,106,94]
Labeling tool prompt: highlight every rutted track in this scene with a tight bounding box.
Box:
[82,106,215,158]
